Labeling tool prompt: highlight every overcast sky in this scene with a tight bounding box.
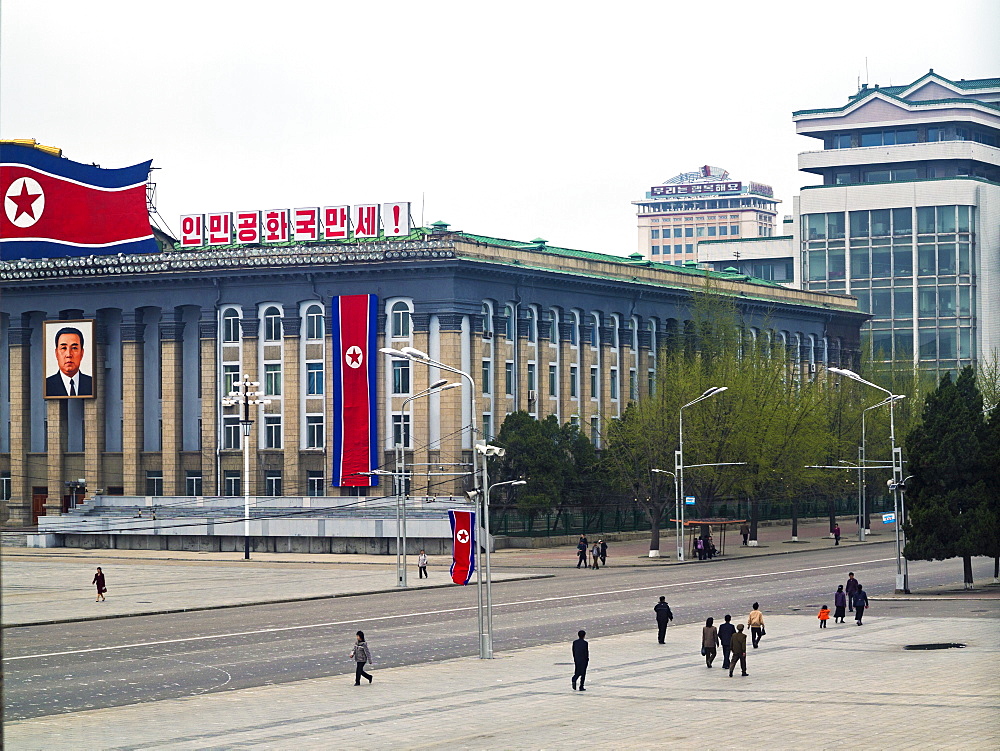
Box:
[2,1,998,255]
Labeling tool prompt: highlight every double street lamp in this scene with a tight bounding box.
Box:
[222,374,271,560]
[676,387,728,561]
[828,367,909,593]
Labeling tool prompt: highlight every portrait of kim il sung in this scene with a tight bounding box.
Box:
[43,320,95,399]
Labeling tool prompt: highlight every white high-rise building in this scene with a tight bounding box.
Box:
[793,70,999,371]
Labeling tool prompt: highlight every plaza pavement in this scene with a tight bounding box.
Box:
[4,612,997,750]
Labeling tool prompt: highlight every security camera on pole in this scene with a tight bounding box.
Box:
[222,374,270,560]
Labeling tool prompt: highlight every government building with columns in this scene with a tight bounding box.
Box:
[0,224,867,530]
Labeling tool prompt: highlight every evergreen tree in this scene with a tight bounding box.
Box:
[904,367,988,588]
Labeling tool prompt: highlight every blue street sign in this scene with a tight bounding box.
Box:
[882,512,896,524]
[685,496,696,506]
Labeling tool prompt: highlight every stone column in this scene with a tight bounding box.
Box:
[409,313,433,497]
[7,325,33,525]
[199,316,218,496]
[84,323,107,498]
[240,317,260,497]
[160,312,185,496]
[282,315,301,496]
[45,398,65,516]
[435,313,465,498]
[121,313,146,495]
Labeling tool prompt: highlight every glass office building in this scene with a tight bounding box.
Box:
[793,71,999,371]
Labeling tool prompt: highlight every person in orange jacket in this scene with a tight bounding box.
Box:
[818,605,831,628]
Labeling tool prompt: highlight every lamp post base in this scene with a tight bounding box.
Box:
[648,549,661,558]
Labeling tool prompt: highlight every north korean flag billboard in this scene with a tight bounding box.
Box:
[0,142,157,260]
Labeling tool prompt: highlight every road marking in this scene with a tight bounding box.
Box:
[5,557,893,662]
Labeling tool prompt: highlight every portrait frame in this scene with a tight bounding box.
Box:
[43,319,95,399]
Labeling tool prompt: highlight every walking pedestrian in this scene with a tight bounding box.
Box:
[599,539,608,566]
[728,624,749,677]
[833,523,841,546]
[748,602,765,648]
[654,596,674,644]
[818,605,830,628]
[695,537,705,560]
[854,585,870,625]
[740,522,750,546]
[350,630,374,685]
[92,566,106,602]
[576,538,588,568]
[572,629,589,691]
[591,541,601,570]
[833,585,847,623]
[846,572,859,611]
[702,617,719,668]
[718,614,736,669]
[417,550,428,579]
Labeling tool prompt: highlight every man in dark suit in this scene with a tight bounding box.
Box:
[572,629,589,691]
[654,596,673,644]
[45,326,93,397]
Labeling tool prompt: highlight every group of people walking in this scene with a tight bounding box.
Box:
[823,572,870,626]
[576,535,608,569]
[699,602,765,677]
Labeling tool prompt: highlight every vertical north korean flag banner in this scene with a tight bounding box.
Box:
[449,509,477,585]
[331,294,379,487]
[0,143,157,260]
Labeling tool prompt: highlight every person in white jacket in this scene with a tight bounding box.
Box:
[417,550,429,579]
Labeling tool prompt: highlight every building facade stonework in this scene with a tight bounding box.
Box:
[0,227,866,526]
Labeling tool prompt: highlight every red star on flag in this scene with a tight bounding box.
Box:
[8,180,42,221]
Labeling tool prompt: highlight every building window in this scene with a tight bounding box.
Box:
[610,369,619,400]
[696,227,706,237]
[481,360,492,394]
[570,415,580,428]
[548,364,558,396]
[651,229,660,239]
[265,415,282,449]
[145,471,163,497]
[264,363,282,396]
[504,305,514,340]
[305,305,325,340]
[482,413,493,442]
[265,471,282,497]
[651,245,659,255]
[392,413,411,447]
[307,471,325,497]
[223,365,239,396]
[570,365,579,398]
[590,315,600,347]
[590,416,600,446]
[306,415,324,448]
[527,363,536,393]
[392,359,410,394]
[590,367,598,399]
[505,362,514,396]
[185,472,203,496]
[481,303,493,335]
[525,308,536,343]
[222,309,240,343]
[224,471,241,497]
[390,301,411,338]
[0,472,10,501]
[263,307,282,341]
[648,370,656,396]
[223,417,241,449]
[730,226,739,235]
[685,227,693,237]
[571,313,580,346]
[629,369,638,401]
[306,362,324,395]
[347,486,369,497]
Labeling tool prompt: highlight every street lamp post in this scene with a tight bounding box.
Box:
[379,346,489,657]
[476,443,524,659]
[861,395,903,542]
[650,469,677,559]
[397,380,460,587]
[829,367,909,593]
[678,387,728,561]
[222,374,270,560]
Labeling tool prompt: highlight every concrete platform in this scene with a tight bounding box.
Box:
[5,614,997,749]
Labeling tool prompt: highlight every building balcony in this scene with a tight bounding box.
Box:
[799,141,1000,173]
